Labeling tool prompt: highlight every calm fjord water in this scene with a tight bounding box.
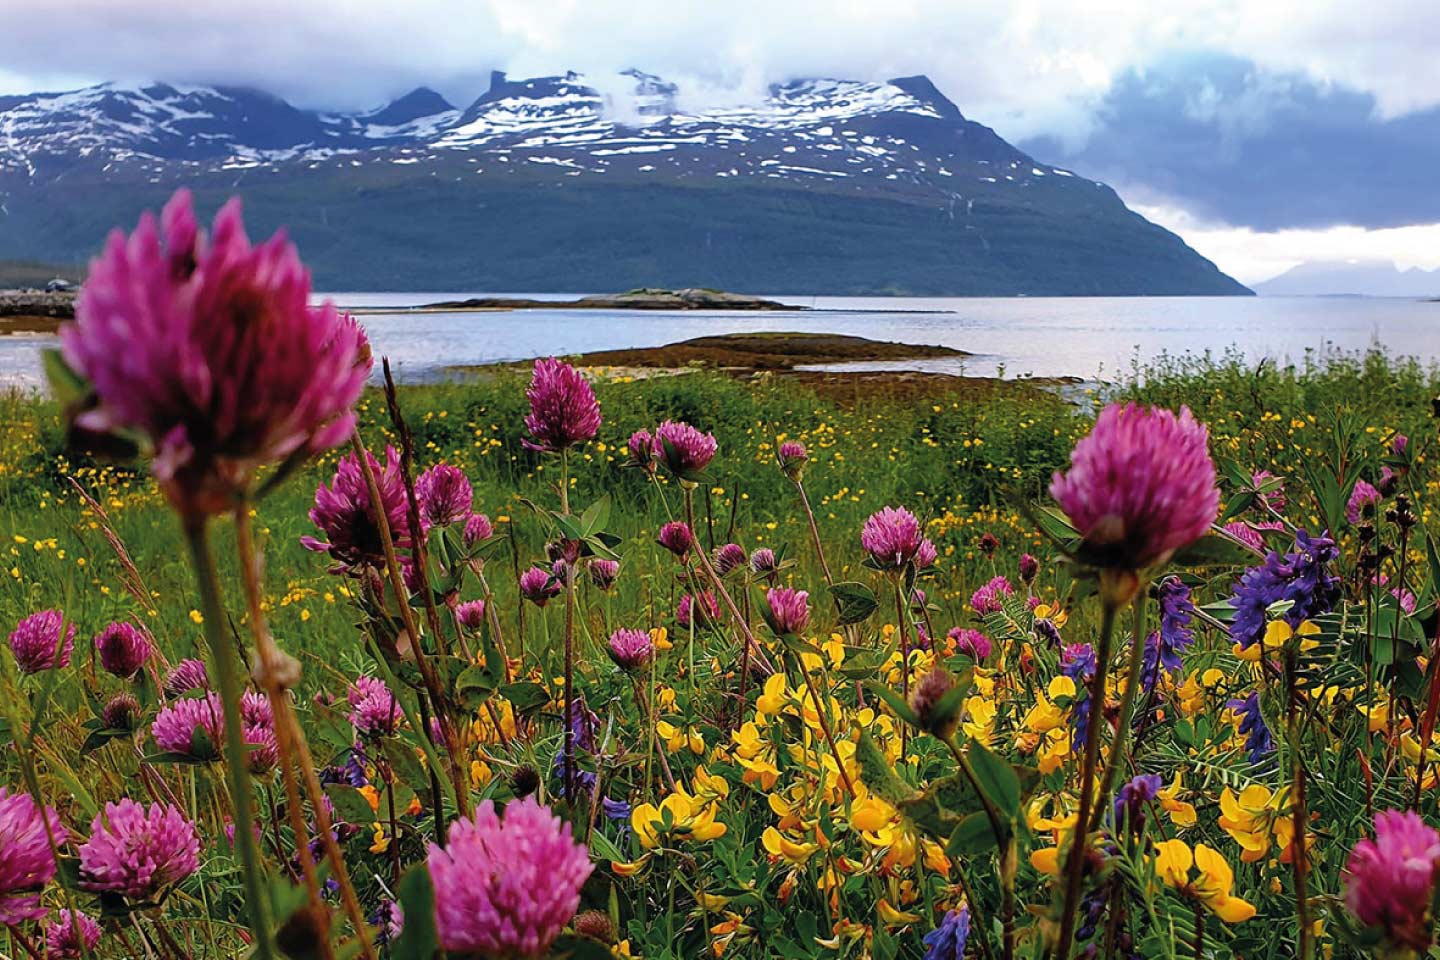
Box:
[3,294,1436,387]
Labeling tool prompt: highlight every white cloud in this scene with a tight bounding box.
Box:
[1134,202,1440,285]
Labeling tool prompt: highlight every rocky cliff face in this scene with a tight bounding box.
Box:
[0,72,1249,296]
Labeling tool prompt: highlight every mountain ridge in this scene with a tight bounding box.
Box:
[0,71,1250,296]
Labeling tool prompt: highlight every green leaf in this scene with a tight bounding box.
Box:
[1170,532,1257,568]
[929,772,984,817]
[854,731,913,805]
[323,784,378,825]
[499,681,550,716]
[968,742,1021,817]
[946,812,999,856]
[551,935,617,960]
[829,581,879,625]
[897,791,959,840]
[580,496,612,537]
[383,740,429,791]
[393,864,440,959]
[863,681,919,728]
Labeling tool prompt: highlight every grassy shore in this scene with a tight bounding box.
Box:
[3,345,1440,958]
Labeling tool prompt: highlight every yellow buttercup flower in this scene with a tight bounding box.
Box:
[1218,785,1293,862]
[632,789,727,850]
[1235,619,1320,662]
[1154,839,1256,923]
[762,826,820,865]
[1157,772,1197,828]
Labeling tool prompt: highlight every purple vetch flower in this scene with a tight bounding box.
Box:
[44,908,103,959]
[1228,530,1341,650]
[455,599,487,631]
[677,591,721,630]
[1227,691,1274,763]
[1061,643,1097,751]
[8,610,75,675]
[78,798,200,898]
[1344,809,1440,952]
[970,575,1014,616]
[348,676,401,739]
[921,905,971,960]
[1141,577,1195,689]
[301,446,414,577]
[1347,478,1382,524]
[712,543,747,577]
[464,512,494,548]
[1019,553,1039,585]
[626,429,657,474]
[588,558,620,590]
[1033,617,1063,647]
[607,628,654,672]
[427,797,593,958]
[654,420,718,479]
[749,547,778,578]
[416,463,473,527]
[61,189,369,519]
[152,692,224,759]
[371,899,405,947]
[1049,403,1219,570]
[764,587,810,636]
[1113,773,1164,827]
[162,658,209,697]
[777,440,808,480]
[0,788,67,926]
[94,620,152,679]
[947,627,993,661]
[523,357,601,453]
[861,506,930,570]
[656,520,694,558]
[519,566,561,606]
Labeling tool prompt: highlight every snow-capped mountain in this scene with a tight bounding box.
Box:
[0,71,1249,296]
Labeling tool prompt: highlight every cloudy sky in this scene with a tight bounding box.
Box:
[2,0,1435,284]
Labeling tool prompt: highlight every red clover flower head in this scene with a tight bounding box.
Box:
[0,788,67,925]
[777,440,808,480]
[749,548,779,578]
[1346,478,1382,524]
[302,445,413,577]
[626,429,658,474]
[61,189,369,519]
[1049,402,1218,571]
[463,512,494,548]
[95,621,152,679]
[151,692,223,759]
[588,558,620,591]
[45,909,103,959]
[607,628,655,672]
[348,676,401,739]
[519,567,561,606]
[162,658,209,697]
[416,463,473,527]
[947,627,993,661]
[654,420,718,480]
[861,506,928,571]
[765,587,811,636]
[8,610,75,675]
[1018,553,1039,585]
[970,576,1014,616]
[713,543,747,577]
[455,599,488,631]
[1344,809,1440,952]
[657,520,695,558]
[427,797,593,958]
[677,592,721,630]
[78,798,200,899]
[523,357,601,453]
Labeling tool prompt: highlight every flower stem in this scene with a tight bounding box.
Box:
[1053,595,1118,960]
[1284,646,1313,960]
[892,579,912,763]
[1087,587,1149,833]
[944,734,1014,960]
[234,506,376,960]
[182,517,276,960]
[560,448,578,807]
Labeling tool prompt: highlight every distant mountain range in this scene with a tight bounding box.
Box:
[0,71,1250,296]
[1254,260,1440,297]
